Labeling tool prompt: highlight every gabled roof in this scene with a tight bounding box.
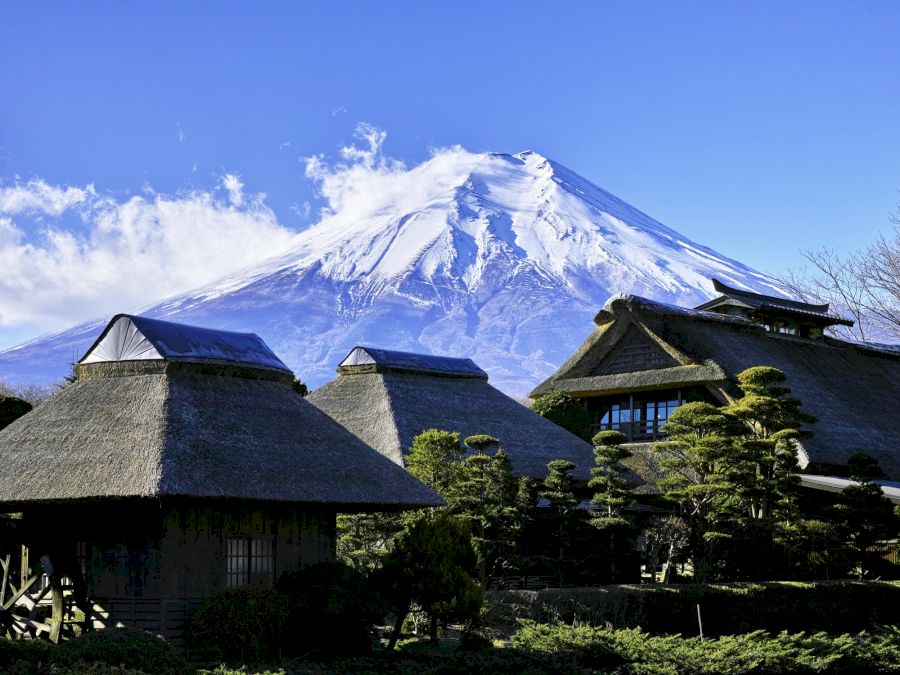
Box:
[532,293,900,478]
[310,349,595,479]
[695,279,854,327]
[79,314,291,373]
[338,346,488,379]
[0,317,441,509]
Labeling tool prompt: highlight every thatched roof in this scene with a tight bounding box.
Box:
[308,347,595,479]
[0,320,441,509]
[531,294,900,479]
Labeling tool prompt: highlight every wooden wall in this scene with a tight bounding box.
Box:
[22,499,336,643]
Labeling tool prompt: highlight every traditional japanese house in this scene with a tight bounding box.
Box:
[0,315,440,644]
[307,346,595,479]
[530,279,900,479]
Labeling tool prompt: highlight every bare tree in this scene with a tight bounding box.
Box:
[778,205,900,343]
[0,379,55,406]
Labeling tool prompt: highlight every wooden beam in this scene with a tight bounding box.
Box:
[0,554,9,606]
[2,573,40,611]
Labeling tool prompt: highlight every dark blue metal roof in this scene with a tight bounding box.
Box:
[80,314,291,372]
[339,346,487,378]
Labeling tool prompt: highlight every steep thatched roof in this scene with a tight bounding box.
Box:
[0,321,441,509]
[531,294,900,478]
[308,347,596,479]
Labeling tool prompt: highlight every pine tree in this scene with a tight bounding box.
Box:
[406,429,464,514]
[588,430,634,529]
[336,512,403,573]
[376,514,482,647]
[834,453,900,579]
[724,367,811,524]
[457,436,517,586]
[721,367,813,578]
[654,402,733,582]
[540,459,581,585]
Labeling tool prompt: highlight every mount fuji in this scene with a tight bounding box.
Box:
[0,150,784,395]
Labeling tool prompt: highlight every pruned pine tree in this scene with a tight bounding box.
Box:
[654,402,733,582]
[376,514,482,648]
[833,453,900,579]
[509,476,540,572]
[458,437,517,587]
[540,459,581,585]
[336,511,402,573]
[405,429,464,515]
[589,430,634,529]
[725,366,811,525]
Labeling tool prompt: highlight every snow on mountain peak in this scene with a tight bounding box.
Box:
[0,146,784,394]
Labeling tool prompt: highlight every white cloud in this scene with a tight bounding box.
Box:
[0,180,297,334]
[0,179,95,216]
[303,123,471,223]
[221,173,244,207]
[304,123,409,220]
[177,124,186,144]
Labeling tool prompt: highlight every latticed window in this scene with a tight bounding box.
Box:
[226,537,274,588]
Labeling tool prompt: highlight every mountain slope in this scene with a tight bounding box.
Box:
[0,150,783,394]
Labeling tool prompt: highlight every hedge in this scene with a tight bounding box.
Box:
[511,621,900,674]
[486,580,900,637]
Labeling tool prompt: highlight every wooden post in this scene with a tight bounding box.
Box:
[49,573,63,644]
[0,554,9,606]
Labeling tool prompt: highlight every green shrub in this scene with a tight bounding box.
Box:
[189,587,290,663]
[531,392,591,441]
[276,560,382,659]
[57,628,187,674]
[487,581,900,638]
[511,621,900,674]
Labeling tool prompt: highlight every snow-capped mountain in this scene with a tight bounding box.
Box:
[0,150,784,394]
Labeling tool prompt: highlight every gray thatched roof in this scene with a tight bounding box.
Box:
[532,294,900,479]
[0,328,441,509]
[308,351,595,479]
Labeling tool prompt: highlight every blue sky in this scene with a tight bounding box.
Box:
[1,1,899,348]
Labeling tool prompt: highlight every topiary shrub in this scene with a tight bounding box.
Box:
[56,627,187,674]
[531,392,591,441]
[276,560,383,659]
[189,587,289,663]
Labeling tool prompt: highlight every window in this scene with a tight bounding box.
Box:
[593,393,684,440]
[226,537,274,588]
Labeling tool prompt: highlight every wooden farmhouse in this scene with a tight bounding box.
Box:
[0,315,440,644]
[307,346,595,479]
[530,279,900,480]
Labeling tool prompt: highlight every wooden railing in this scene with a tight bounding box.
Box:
[590,419,668,442]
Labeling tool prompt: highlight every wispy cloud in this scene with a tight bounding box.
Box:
[0,179,95,216]
[0,175,296,334]
[221,173,244,207]
[177,124,186,144]
[304,122,468,222]
[331,105,347,117]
